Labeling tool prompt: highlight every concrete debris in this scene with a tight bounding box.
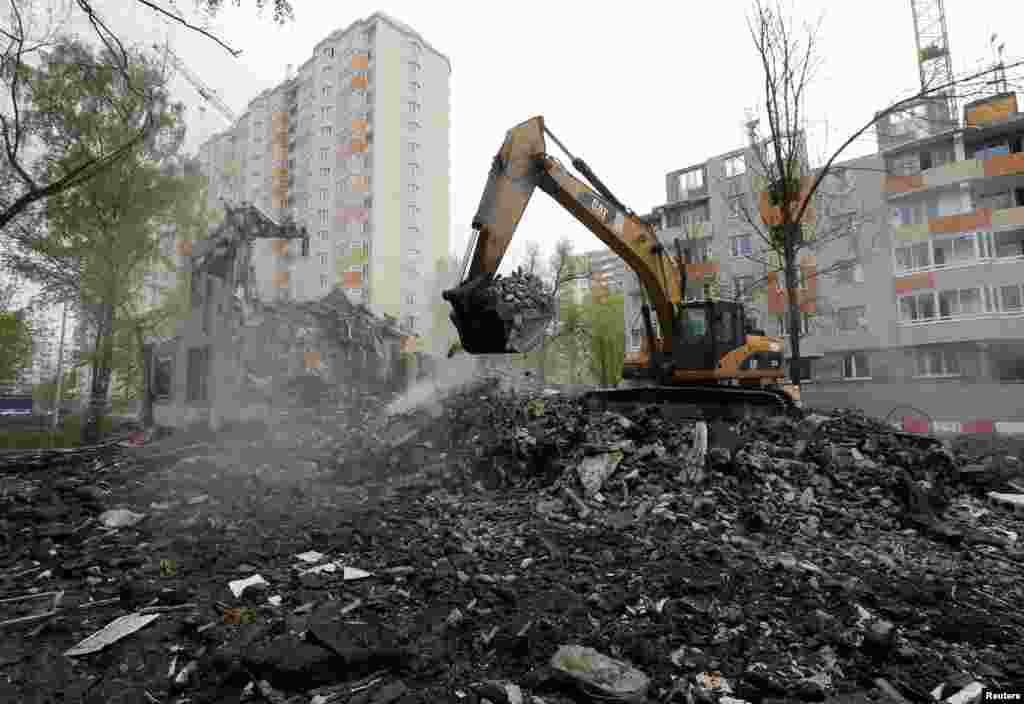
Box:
[550,644,650,703]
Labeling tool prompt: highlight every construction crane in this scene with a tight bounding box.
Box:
[154,43,237,126]
[909,0,957,125]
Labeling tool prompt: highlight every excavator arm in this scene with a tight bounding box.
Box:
[444,116,680,357]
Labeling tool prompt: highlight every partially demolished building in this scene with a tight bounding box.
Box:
[153,203,418,430]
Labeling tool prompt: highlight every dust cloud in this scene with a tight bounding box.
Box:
[384,353,482,417]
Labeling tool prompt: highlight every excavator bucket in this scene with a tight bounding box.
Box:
[442,274,554,355]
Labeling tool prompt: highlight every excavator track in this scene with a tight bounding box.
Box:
[582,385,801,423]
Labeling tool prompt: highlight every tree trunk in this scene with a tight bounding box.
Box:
[140,333,155,429]
[82,302,114,445]
[784,225,803,389]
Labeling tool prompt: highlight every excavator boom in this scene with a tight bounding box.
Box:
[443,116,799,419]
[444,116,679,357]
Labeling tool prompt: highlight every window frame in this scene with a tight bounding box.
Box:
[842,351,871,380]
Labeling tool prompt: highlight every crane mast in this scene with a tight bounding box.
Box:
[909,0,957,126]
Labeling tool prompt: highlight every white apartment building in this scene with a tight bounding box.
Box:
[198,11,451,355]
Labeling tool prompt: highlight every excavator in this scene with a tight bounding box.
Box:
[442,116,801,420]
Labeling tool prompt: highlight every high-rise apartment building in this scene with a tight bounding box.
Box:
[199,12,450,354]
[626,90,1024,385]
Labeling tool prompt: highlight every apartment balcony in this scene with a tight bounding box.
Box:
[655,221,714,242]
[891,204,1024,247]
[885,152,1024,197]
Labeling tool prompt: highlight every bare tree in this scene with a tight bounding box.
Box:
[1,0,295,235]
[745,0,1024,388]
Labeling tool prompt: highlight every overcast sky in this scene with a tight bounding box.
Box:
[75,0,1022,275]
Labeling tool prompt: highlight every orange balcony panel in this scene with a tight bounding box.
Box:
[351,74,369,91]
[271,240,289,256]
[342,271,362,288]
[352,118,368,132]
[401,335,418,354]
[176,239,193,257]
[929,208,991,235]
[885,174,924,195]
[983,151,1024,178]
[965,94,1018,128]
[758,183,815,226]
[352,54,369,70]
[272,271,290,289]
[304,350,322,370]
[894,271,935,295]
[351,140,368,154]
[685,261,720,279]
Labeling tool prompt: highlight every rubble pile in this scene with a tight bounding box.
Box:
[2,381,1023,704]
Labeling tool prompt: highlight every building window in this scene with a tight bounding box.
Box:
[933,234,976,267]
[408,141,420,155]
[186,346,210,402]
[723,154,746,178]
[409,163,419,178]
[894,241,931,272]
[408,120,421,131]
[408,60,420,74]
[408,182,420,194]
[1000,284,1023,311]
[835,305,866,332]
[406,293,416,305]
[324,47,335,58]
[835,259,864,284]
[730,234,752,258]
[937,287,983,318]
[898,291,937,322]
[842,352,870,379]
[916,347,960,377]
[408,204,418,219]
[320,274,329,289]
[318,253,328,265]
[728,196,744,218]
[777,312,811,336]
[319,147,329,161]
[994,229,1024,258]
[319,229,329,241]
[408,101,420,113]
[321,125,333,137]
[630,328,642,350]
[677,168,704,197]
[321,85,332,98]
[318,209,328,224]
[319,188,328,201]
[688,237,713,263]
[320,106,332,120]
[733,275,754,300]
[409,80,421,92]
[320,167,331,178]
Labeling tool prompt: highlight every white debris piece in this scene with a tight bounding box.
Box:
[98,509,146,529]
[297,561,372,580]
[228,574,269,598]
[64,613,160,657]
[295,550,327,564]
[942,681,984,704]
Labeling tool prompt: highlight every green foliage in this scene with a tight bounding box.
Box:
[0,414,113,451]
[0,311,33,383]
[586,292,625,387]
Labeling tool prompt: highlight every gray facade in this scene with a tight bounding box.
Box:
[625,91,1024,387]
